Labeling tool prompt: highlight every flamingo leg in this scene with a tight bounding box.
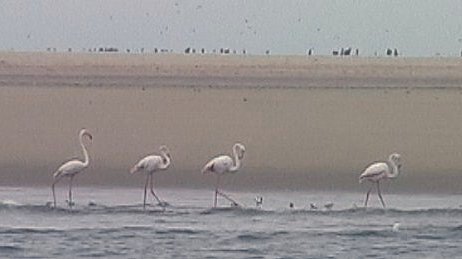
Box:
[377,181,386,208]
[143,173,149,210]
[68,176,74,208]
[364,185,373,208]
[51,177,61,208]
[214,175,220,208]
[149,173,163,205]
[216,190,241,207]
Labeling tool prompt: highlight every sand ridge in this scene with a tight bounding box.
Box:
[1,52,462,88]
[0,52,462,193]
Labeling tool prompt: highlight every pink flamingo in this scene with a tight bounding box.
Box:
[130,146,172,209]
[201,143,246,207]
[52,129,92,208]
[359,153,402,208]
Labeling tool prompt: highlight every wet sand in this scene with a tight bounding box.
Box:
[1,52,462,193]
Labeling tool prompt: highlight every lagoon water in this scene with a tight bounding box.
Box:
[0,187,461,258]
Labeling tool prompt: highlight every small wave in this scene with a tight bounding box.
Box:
[199,207,242,214]
[414,234,446,240]
[208,248,263,255]
[0,200,22,207]
[0,227,64,235]
[384,208,462,216]
[440,226,462,240]
[272,230,290,236]
[199,206,462,218]
[199,206,276,216]
[451,225,462,231]
[0,245,24,253]
[335,229,394,238]
[155,228,204,235]
[228,230,289,243]
[0,202,198,216]
[237,233,272,241]
[288,207,462,217]
[2,202,462,218]
[94,225,150,235]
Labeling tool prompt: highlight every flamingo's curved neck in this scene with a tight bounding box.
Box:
[229,145,241,172]
[160,151,171,169]
[80,135,90,167]
[387,158,399,179]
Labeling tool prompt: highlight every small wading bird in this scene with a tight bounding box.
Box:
[52,129,92,208]
[130,146,172,209]
[324,202,334,210]
[255,196,263,208]
[359,153,402,208]
[310,203,318,210]
[201,143,246,207]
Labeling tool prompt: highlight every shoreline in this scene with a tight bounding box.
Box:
[1,184,461,195]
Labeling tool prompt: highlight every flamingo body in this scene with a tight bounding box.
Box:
[202,155,235,175]
[359,162,389,183]
[202,143,245,207]
[131,155,169,174]
[52,128,92,208]
[359,153,402,208]
[54,160,87,178]
[131,145,171,209]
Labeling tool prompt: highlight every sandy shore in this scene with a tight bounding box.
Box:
[1,52,462,193]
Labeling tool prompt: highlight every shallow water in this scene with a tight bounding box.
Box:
[0,187,461,258]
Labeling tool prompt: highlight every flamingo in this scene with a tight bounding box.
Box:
[130,145,172,209]
[52,128,92,208]
[201,143,245,207]
[359,153,402,208]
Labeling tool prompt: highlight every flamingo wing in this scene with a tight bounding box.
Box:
[131,155,162,174]
[202,155,233,174]
[201,159,215,174]
[359,162,388,183]
[54,160,86,178]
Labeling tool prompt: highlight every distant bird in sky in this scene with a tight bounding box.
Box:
[52,129,92,208]
[130,146,172,209]
[201,143,246,207]
[359,153,402,208]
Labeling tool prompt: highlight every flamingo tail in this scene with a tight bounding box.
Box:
[53,170,62,179]
[201,162,214,174]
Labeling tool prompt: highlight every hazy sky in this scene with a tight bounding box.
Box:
[1,1,462,57]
